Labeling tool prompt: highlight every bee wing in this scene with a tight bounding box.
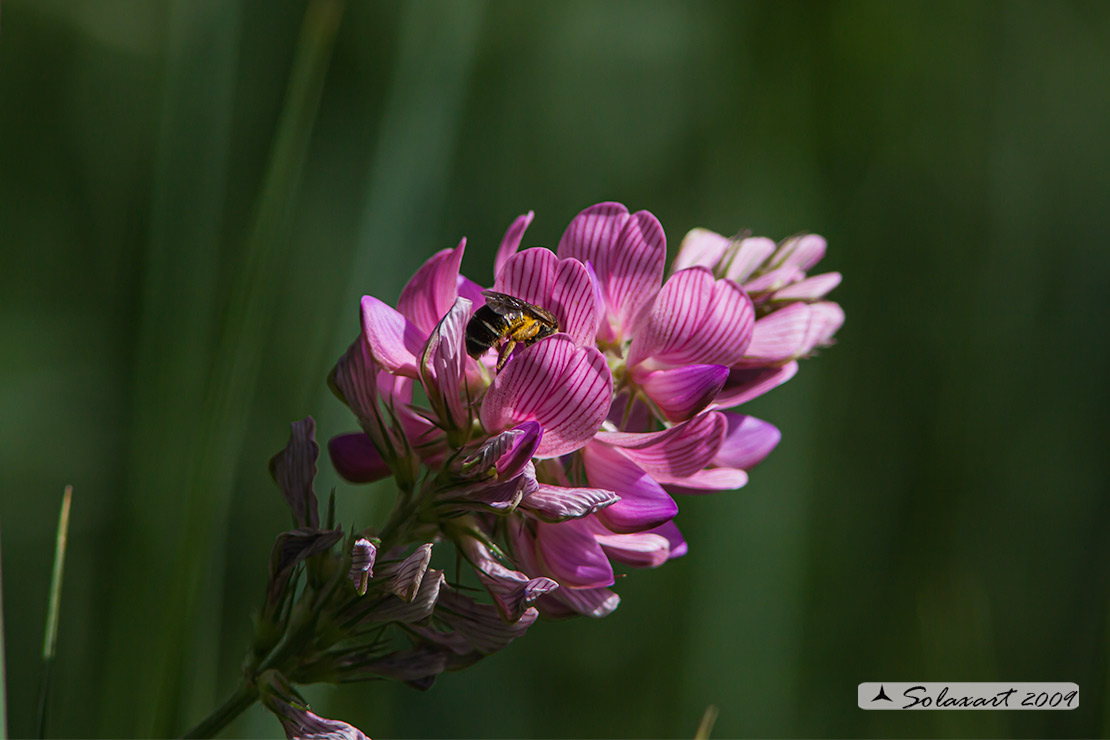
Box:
[481,290,557,324]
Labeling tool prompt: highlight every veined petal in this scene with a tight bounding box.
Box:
[534,518,614,589]
[433,589,539,654]
[493,247,557,306]
[456,274,486,310]
[556,202,629,291]
[651,520,688,559]
[800,301,844,352]
[546,585,621,619]
[460,537,558,623]
[328,432,390,484]
[583,443,678,533]
[361,295,425,377]
[663,466,749,495]
[629,268,754,367]
[398,238,466,334]
[743,265,804,295]
[551,257,599,346]
[672,228,731,273]
[724,236,776,283]
[348,538,377,595]
[607,210,666,338]
[596,410,726,481]
[268,418,320,529]
[590,520,671,569]
[494,211,534,279]
[480,336,612,458]
[522,483,620,522]
[739,302,811,365]
[496,421,543,479]
[709,361,798,410]
[378,544,433,602]
[771,233,826,272]
[634,364,728,422]
[772,271,842,302]
[715,413,780,469]
[420,297,471,432]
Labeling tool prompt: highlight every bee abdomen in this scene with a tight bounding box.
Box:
[465,306,506,358]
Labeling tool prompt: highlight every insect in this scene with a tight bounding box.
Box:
[465,290,559,371]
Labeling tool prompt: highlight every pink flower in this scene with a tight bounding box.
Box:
[329,203,842,619]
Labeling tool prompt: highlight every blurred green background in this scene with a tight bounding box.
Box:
[2,0,1109,737]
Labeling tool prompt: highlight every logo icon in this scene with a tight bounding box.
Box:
[872,685,892,703]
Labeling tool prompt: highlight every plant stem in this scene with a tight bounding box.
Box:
[36,486,72,739]
[180,682,258,740]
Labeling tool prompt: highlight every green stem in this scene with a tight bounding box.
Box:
[180,682,257,740]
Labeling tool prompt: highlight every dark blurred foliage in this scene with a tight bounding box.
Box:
[2,1,1109,737]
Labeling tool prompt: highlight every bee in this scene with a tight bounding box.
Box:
[466,290,559,371]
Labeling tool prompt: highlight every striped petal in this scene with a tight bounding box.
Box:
[595,410,726,481]
[268,418,320,529]
[397,238,466,334]
[534,518,614,589]
[480,335,612,458]
[606,209,666,337]
[772,233,826,272]
[494,210,534,279]
[634,363,729,422]
[420,297,471,431]
[724,236,776,283]
[739,302,812,365]
[360,295,425,377]
[556,201,628,288]
[672,228,731,273]
[494,246,557,306]
[587,517,671,569]
[663,466,749,495]
[709,361,798,410]
[494,250,598,346]
[715,413,781,469]
[772,271,842,302]
[800,301,844,352]
[583,443,678,533]
[328,432,390,484]
[522,483,620,522]
[628,267,754,367]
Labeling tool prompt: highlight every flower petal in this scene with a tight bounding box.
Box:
[546,585,621,618]
[583,443,678,533]
[460,537,558,623]
[715,413,781,469]
[709,361,798,410]
[551,257,599,346]
[629,267,754,367]
[269,418,320,528]
[589,519,671,569]
[397,238,466,334]
[772,271,842,302]
[663,466,749,495]
[606,210,666,337]
[772,233,826,272]
[522,483,620,522]
[494,211,534,279]
[634,364,729,422]
[378,544,433,602]
[480,335,612,458]
[534,518,614,588]
[651,520,688,559]
[348,538,377,595]
[361,295,425,377]
[594,410,727,481]
[740,302,812,365]
[556,202,629,287]
[800,301,844,352]
[432,589,539,654]
[672,228,731,273]
[724,236,776,283]
[456,274,486,311]
[328,432,390,484]
[493,246,557,306]
[420,297,471,431]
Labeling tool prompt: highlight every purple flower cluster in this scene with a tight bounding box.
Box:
[329,202,843,620]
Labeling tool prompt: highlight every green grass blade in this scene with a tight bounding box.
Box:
[0,523,7,740]
[35,486,72,739]
[694,704,718,740]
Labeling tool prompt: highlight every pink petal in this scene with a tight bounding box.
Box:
[361,295,425,378]
[628,267,754,367]
[715,413,780,469]
[480,336,612,458]
[651,521,688,559]
[556,202,629,287]
[494,211,534,280]
[672,228,731,273]
[545,585,621,619]
[634,364,729,422]
[664,466,749,495]
[397,238,466,334]
[800,301,844,352]
[739,302,812,365]
[496,421,543,480]
[461,537,558,623]
[725,237,776,283]
[772,233,826,272]
[328,432,391,483]
[551,257,599,346]
[420,297,471,431]
[583,443,678,533]
[493,247,557,306]
[522,483,620,522]
[595,410,726,482]
[709,361,798,410]
[743,265,804,295]
[534,518,614,589]
[606,389,653,432]
[456,274,486,309]
[606,210,666,338]
[772,271,842,302]
[591,523,671,569]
